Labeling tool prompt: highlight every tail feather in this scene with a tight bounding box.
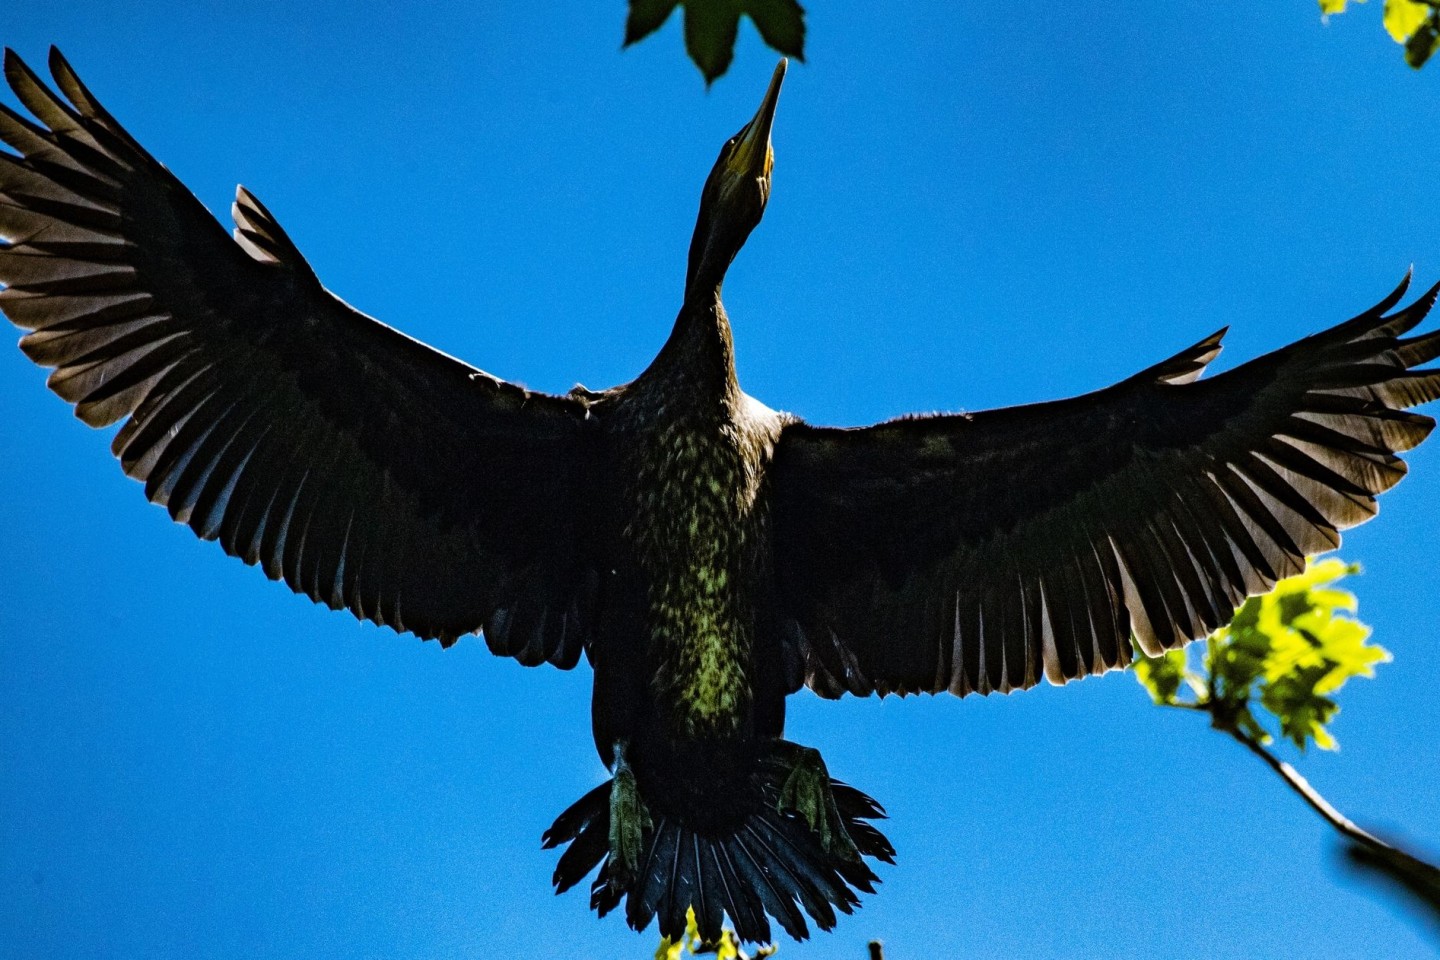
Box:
[708,840,758,941]
[745,818,846,924]
[542,754,892,944]
[694,834,727,944]
[659,829,694,938]
[631,816,678,928]
[726,831,799,940]
[543,781,609,849]
[551,813,610,895]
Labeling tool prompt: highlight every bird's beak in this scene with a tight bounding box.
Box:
[727,59,786,183]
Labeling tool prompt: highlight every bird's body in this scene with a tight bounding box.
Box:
[605,307,776,747]
[556,208,893,941]
[4,48,1439,945]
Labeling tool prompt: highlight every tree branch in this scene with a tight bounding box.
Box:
[1226,726,1383,848]
[1223,724,1440,919]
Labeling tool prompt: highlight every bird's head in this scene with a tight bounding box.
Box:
[685,59,786,300]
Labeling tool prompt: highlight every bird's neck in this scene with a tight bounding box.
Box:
[648,289,739,404]
[685,212,732,304]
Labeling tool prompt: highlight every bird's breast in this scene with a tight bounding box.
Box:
[616,400,773,742]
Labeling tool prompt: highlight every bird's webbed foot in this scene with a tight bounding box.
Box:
[774,743,863,864]
[608,740,653,884]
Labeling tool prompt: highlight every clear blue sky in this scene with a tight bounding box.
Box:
[2,2,1438,958]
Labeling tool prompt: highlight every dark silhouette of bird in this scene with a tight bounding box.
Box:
[2,48,1438,944]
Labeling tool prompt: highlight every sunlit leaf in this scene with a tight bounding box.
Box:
[1134,648,1190,705]
[1329,0,1440,68]
[1261,664,1341,750]
[1275,557,1356,595]
[654,907,775,959]
[1133,558,1386,753]
[1384,0,1431,41]
[1250,559,1382,750]
[1306,587,1358,614]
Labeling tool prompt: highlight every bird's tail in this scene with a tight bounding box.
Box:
[542,741,894,944]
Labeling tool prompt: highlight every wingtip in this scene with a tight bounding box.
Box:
[3,47,24,80]
[1144,326,1229,385]
[3,46,48,93]
[47,45,74,82]
[233,184,277,223]
[1386,267,1415,310]
[1419,277,1440,313]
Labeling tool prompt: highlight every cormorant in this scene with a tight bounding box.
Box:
[2,49,1438,944]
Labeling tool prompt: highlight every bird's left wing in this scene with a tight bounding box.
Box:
[1,48,601,664]
[770,278,1440,698]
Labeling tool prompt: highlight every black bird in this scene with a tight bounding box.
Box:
[2,48,1438,944]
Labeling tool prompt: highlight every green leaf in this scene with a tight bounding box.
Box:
[653,906,776,958]
[1138,558,1386,753]
[1207,605,1269,705]
[1259,663,1336,749]
[625,0,806,82]
[745,0,806,60]
[1404,13,1440,67]
[1384,0,1431,41]
[656,934,683,960]
[684,0,743,84]
[627,0,681,46]
[1133,647,1190,705]
[1272,557,1356,595]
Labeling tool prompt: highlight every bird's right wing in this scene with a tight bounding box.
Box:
[1,48,601,665]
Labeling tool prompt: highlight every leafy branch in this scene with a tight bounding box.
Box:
[655,908,778,960]
[1321,0,1440,67]
[652,908,891,957]
[1134,558,1440,921]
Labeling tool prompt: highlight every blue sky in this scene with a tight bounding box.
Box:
[2,2,1438,957]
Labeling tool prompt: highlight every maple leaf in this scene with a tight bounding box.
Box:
[625,0,806,83]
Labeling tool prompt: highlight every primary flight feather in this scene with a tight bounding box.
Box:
[3,48,1437,944]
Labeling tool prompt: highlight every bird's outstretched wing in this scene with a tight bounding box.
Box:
[771,276,1440,697]
[0,48,600,665]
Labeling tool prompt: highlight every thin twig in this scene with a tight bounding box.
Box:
[1225,726,1387,850]
[1222,724,1440,911]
